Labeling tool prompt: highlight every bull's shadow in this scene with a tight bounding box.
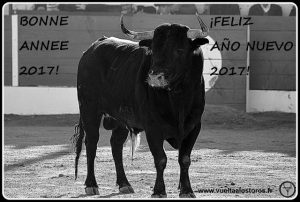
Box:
[4,114,79,150]
[4,145,71,171]
[72,192,125,198]
[134,101,296,158]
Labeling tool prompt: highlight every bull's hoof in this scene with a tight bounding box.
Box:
[179,192,196,198]
[119,185,135,194]
[85,187,100,195]
[151,193,167,198]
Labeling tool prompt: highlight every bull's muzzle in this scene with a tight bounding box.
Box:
[147,72,168,88]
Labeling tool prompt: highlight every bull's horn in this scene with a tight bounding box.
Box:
[187,13,209,39]
[120,15,154,40]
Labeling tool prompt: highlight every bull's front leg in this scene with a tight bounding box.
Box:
[178,122,201,198]
[146,129,167,198]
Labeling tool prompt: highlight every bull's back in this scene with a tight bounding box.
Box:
[78,37,140,84]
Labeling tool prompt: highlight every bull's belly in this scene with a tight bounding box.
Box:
[102,104,144,130]
[99,98,179,141]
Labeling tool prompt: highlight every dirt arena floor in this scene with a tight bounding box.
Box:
[3,105,297,199]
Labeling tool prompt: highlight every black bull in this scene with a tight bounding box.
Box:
[72,15,209,198]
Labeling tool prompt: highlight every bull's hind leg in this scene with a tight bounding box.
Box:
[178,123,201,198]
[110,126,134,194]
[80,100,102,195]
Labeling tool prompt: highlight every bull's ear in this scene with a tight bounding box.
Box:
[139,39,152,48]
[191,38,209,50]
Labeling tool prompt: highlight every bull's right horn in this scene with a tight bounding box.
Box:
[187,13,209,39]
[120,15,154,40]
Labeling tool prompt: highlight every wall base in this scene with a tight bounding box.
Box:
[4,86,78,115]
[4,87,296,115]
[247,90,296,113]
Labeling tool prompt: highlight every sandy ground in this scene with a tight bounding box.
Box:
[3,105,297,199]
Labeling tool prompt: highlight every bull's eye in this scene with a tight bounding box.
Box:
[175,49,185,55]
[177,49,185,52]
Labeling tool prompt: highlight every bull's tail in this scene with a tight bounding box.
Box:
[127,131,141,162]
[70,118,85,180]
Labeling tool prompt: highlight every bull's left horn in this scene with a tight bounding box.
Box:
[187,13,209,39]
[120,15,154,40]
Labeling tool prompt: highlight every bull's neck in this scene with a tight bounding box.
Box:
[168,78,193,119]
[147,71,198,125]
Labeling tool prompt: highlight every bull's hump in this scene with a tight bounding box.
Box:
[107,37,138,45]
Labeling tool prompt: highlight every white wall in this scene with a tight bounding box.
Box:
[4,86,79,115]
[4,87,296,115]
[248,90,296,113]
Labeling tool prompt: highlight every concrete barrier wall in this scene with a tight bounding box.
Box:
[3,13,296,114]
[249,16,296,91]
